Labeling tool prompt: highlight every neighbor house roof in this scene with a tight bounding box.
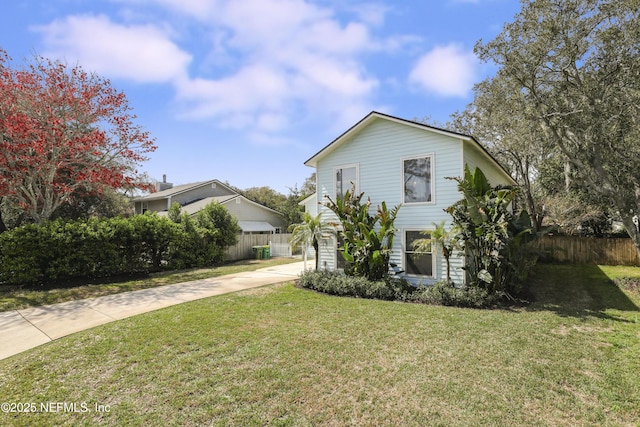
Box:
[133,179,235,202]
[237,221,276,233]
[304,111,516,185]
[155,195,238,216]
[156,194,284,217]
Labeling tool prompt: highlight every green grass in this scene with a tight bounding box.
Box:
[1,263,639,426]
[0,257,299,312]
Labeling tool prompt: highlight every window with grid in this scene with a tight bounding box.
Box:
[405,230,433,276]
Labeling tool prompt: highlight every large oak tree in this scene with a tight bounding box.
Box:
[0,50,156,227]
[475,0,640,254]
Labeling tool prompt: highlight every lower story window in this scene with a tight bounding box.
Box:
[405,230,433,276]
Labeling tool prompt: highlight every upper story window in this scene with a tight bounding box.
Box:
[335,164,358,199]
[403,155,433,204]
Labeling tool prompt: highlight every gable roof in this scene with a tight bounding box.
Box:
[156,194,284,217]
[304,111,516,185]
[299,193,317,206]
[159,195,237,216]
[237,221,276,233]
[133,179,235,202]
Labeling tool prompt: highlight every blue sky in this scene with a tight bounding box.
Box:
[0,0,520,194]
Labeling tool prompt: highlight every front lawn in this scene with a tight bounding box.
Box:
[0,264,638,426]
[0,257,299,312]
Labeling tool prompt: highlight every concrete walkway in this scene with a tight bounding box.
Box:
[0,261,307,361]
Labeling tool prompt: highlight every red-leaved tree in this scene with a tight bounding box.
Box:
[0,50,156,226]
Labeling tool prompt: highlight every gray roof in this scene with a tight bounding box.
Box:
[238,221,276,232]
[175,195,237,215]
[133,179,233,202]
[155,195,284,219]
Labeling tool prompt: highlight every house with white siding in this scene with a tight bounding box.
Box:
[304,111,516,284]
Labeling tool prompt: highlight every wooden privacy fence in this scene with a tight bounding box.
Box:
[538,235,640,266]
[225,233,295,261]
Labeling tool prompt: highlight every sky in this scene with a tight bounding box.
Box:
[0,0,521,194]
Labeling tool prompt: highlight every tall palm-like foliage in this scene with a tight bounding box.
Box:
[446,166,536,296]
[325,187,401,281]
[413,220,459,286]
[289,212,334,270]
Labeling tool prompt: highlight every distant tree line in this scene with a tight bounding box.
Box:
[444,0,640,259]
[228,172,316,229]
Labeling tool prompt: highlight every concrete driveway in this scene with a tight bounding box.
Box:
[0,261,308,361]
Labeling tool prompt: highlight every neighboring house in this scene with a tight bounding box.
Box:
[133,178,287,234]
[299,193,318,217]
[304,111,516,284]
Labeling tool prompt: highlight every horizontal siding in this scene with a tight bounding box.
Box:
[463,143,512,187]
[224,200,287,230]
[316,118,467,281]
[148,199,168,212]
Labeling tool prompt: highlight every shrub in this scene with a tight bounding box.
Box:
[0,204,241,286]
[0,223,50,284]
[195,201,239,265]
[297,270,500,308]
[446,166,538,297]
[324,187,400,281]
[408,282,499,308]
[296,270,413,301]
[167,201,240,268]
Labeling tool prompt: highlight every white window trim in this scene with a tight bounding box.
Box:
[334,163,359,199]
[403,227,437,278]
[401,153,435,205]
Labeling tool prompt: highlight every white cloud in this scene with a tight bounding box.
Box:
[34,15,191,83]
[33,0,417,143]
[175,64,289,121]
[113,0,221,18]
[409,44,477,97]
[170,0,387,135]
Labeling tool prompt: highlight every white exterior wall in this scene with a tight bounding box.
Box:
[315,119,466,284]
[312,116,515,285]
[463,143,513,187]
[300,194,318,216]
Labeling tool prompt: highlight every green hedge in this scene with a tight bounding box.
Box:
[0,207,238,286]
[296,269,414,301]
[297,270,499,308]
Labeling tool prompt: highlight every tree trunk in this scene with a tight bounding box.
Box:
[0,197,6,233]
[0,209,6,233]
[313,240,319,270]
[564,162,572,193]
[620,213,640,259]
[443,247,452,286]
